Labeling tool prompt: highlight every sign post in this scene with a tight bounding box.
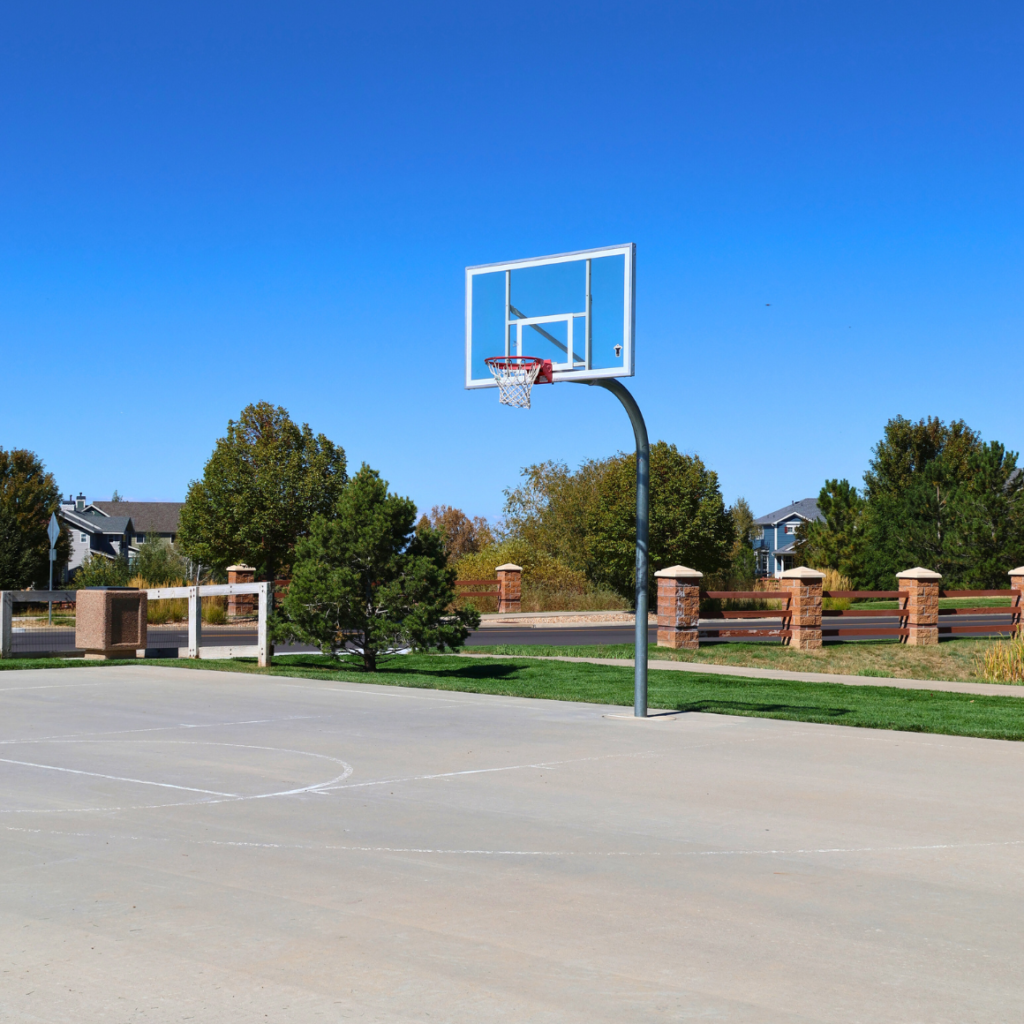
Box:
[47,513,60,625]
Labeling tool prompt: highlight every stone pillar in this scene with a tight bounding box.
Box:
[227,564,256,617]
[654,565,703,649]
[780,567,824,650]
[896,567,941,645]
[76,587,147,659]
[1009,567,1024,635]
[495,563,522,614]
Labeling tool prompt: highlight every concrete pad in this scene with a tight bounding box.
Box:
[2,664,1023,1022]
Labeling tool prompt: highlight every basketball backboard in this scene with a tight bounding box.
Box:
[465,244,635,389]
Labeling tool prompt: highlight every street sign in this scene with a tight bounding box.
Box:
[47,512,60,548]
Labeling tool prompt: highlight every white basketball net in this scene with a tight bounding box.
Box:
[485,357,544,409]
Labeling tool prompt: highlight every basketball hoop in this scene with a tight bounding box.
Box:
[484,357,553,409]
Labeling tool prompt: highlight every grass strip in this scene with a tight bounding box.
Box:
[3,652,1021,742]
[467,638,1011,685]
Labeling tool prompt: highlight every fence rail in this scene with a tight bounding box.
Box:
[693,586,1022,644]
[0,583,271,664]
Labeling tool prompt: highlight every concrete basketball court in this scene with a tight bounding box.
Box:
[2,665,1022,1022]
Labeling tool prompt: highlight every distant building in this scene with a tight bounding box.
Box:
[58,494,185,576]
[89,500,184,546]
[752,499,823,578]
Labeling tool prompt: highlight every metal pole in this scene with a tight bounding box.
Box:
[48,553,53,625]
[574,378,650,716]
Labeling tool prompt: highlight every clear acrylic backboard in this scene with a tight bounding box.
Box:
[465,244,635,389]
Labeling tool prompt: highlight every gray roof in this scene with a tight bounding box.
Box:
[753,498,823,528]
[91,502,183,533]
[62,510,134,535]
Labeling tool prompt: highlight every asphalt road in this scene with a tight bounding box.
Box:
[9,615,1018,656]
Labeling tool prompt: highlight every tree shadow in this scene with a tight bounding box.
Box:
[673,699,854,719]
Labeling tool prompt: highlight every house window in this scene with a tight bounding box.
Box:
[80,533,87,543]
[784,523,799,535]
[136,533,145,543]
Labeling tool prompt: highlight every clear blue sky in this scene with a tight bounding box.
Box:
[2,1,1021,522]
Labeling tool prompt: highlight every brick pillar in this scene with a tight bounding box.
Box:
[654,565,703,649]
[227,565,255,617]
[76,587,148,659]
[780,567,824,650]
[495,563,522,614]
[896,567,941,645]
[1009,566,1024,635]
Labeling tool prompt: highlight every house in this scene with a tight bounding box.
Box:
[88,499,184,546]
[752,498,823,578]
[59,496,135,576]
[58,494,185,576]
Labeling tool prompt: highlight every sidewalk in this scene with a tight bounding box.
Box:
[457,652,1024,699]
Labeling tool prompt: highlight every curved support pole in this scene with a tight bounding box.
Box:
[574,378,650,716]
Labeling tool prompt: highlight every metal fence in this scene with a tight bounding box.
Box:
[0,583,271,665]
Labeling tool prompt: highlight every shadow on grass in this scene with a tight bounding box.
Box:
[242,654,523,682]
[673,699,854,719]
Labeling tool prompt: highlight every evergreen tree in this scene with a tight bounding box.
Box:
[178,402,347,582]
[794,479,865,578]
[728,497,757,582]
[274,465,480,670]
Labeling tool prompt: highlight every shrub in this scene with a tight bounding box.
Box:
[133,538,188,586]
[982,633,1024,683]
[73,554,133,588]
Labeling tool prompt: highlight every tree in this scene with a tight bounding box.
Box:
[178,402,347,582]
[794,479,865,578]
[863,415,981,503]
[0,505,37,589]
[109,490,124,503]
[876,442,1024,588]
[274,465,480,670]
[588,441,734,605]
[728,497,758,582]
[501,458,612,576]
[0,447,70,588]
[416,505,493,563]
[804,417,1024,588]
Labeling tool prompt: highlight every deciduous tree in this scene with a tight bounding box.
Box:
[417,505,493,563]
[588,441,734,605]
[0,448,69,588]
[178,402,347,582]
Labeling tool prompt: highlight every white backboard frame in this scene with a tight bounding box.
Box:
[465,243,636,389]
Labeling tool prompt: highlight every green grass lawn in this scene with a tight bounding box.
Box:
[2,651,1023,742]
[470,637,1009,684]
[850,596,1014,610]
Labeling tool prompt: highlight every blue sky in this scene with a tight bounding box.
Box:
[2,1,1021,522]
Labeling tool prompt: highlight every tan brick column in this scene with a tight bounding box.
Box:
[76,587,148,659]
[780,567,824,649]
[654,565,703,649]
[1009,567,1024,635]
[896,567,941,645]
[227,564,255,617]
[495,563,522,614]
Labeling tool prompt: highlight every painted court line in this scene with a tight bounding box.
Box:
[0,756,240,797]
[6,824,1023,861]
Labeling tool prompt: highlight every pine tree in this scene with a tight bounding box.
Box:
[274,465,480,670]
